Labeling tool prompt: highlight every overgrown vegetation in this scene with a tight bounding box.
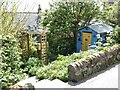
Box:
[0,1,42,88]
[0,35,25,88]
[30,42,114,82]
[39,0,119,57]
[29,32,118,82]
[40,1,100,56]
[112,26,120,43]
[29,24,118,82]
[0,35,43,88]
[0,1,27,36]
[99,1,119,27]
[23,57,43,74]
[0,1,24,88]
[30,50,98,82]
[0,0,120,88]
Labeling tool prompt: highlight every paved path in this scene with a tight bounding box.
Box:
[69,64,118,88]
[17,63,119,88]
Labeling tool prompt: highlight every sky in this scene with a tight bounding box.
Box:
[8,0,104,12]
[13,0,52,12]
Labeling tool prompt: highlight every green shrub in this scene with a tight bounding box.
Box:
[112,26,120,43]
[29,50,98,82]
[1,35,22,70]
[23,57,43,75]
[0,70,26,88]
[36,55,70,81]
[0,1,40,88]
[0,35,27,88]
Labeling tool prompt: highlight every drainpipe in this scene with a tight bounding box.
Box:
[37,4,42,29]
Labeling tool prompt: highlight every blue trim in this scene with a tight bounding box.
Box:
[76,25,110,52]
[76,27,98,52]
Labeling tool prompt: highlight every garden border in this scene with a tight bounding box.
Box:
[68,44,120,82]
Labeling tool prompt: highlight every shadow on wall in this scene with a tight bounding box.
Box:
[68,44,120,83]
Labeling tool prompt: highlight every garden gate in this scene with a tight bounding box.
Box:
[20,29,49,64]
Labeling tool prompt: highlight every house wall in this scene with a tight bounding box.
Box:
[76,27,98,52]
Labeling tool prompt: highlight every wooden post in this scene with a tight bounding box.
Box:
[20,32,29,58]
[20,29,49,64]
[40,33,48,64]
[26,33,30,57]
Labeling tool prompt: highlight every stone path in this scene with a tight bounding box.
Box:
[16,63,119,88]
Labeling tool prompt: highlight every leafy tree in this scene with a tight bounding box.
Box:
[0,0,28,36]
[117,1,120,27]
[112,26,120,43]
[39,1,100,56]
[97,1,120,44]
[98,1,119,27]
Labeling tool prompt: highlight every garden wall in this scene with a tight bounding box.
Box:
[68,44,120,82]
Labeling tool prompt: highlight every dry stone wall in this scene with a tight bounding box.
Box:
[68,44,120,82]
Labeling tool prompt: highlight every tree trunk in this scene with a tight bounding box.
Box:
[73,30,77,51]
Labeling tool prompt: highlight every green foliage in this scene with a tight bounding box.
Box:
[0,35,26,88]
[112,26,120,43]
[95,33,115,51]
[95,34,102,47]
[29,50,97,81]
[23,57,43,74]
[1,35,22,70]
[0,1,26,36]
[98,1,118,27]
[29,37,39,58]
[0,0,43,88]
[118,1,120,26]
[0,70,26,88]
[39,1,100,55]
[106,32,115,45]
[0,35,43,88]
[0,1,27,88]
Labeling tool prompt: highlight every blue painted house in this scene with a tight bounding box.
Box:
[76,23,113,52]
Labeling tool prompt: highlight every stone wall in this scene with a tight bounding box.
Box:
[68,44,120,82]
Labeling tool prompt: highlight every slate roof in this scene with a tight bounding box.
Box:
[14,12,38,26]
[88,23,113,33]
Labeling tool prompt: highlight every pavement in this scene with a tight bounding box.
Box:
[16,63,119,88]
